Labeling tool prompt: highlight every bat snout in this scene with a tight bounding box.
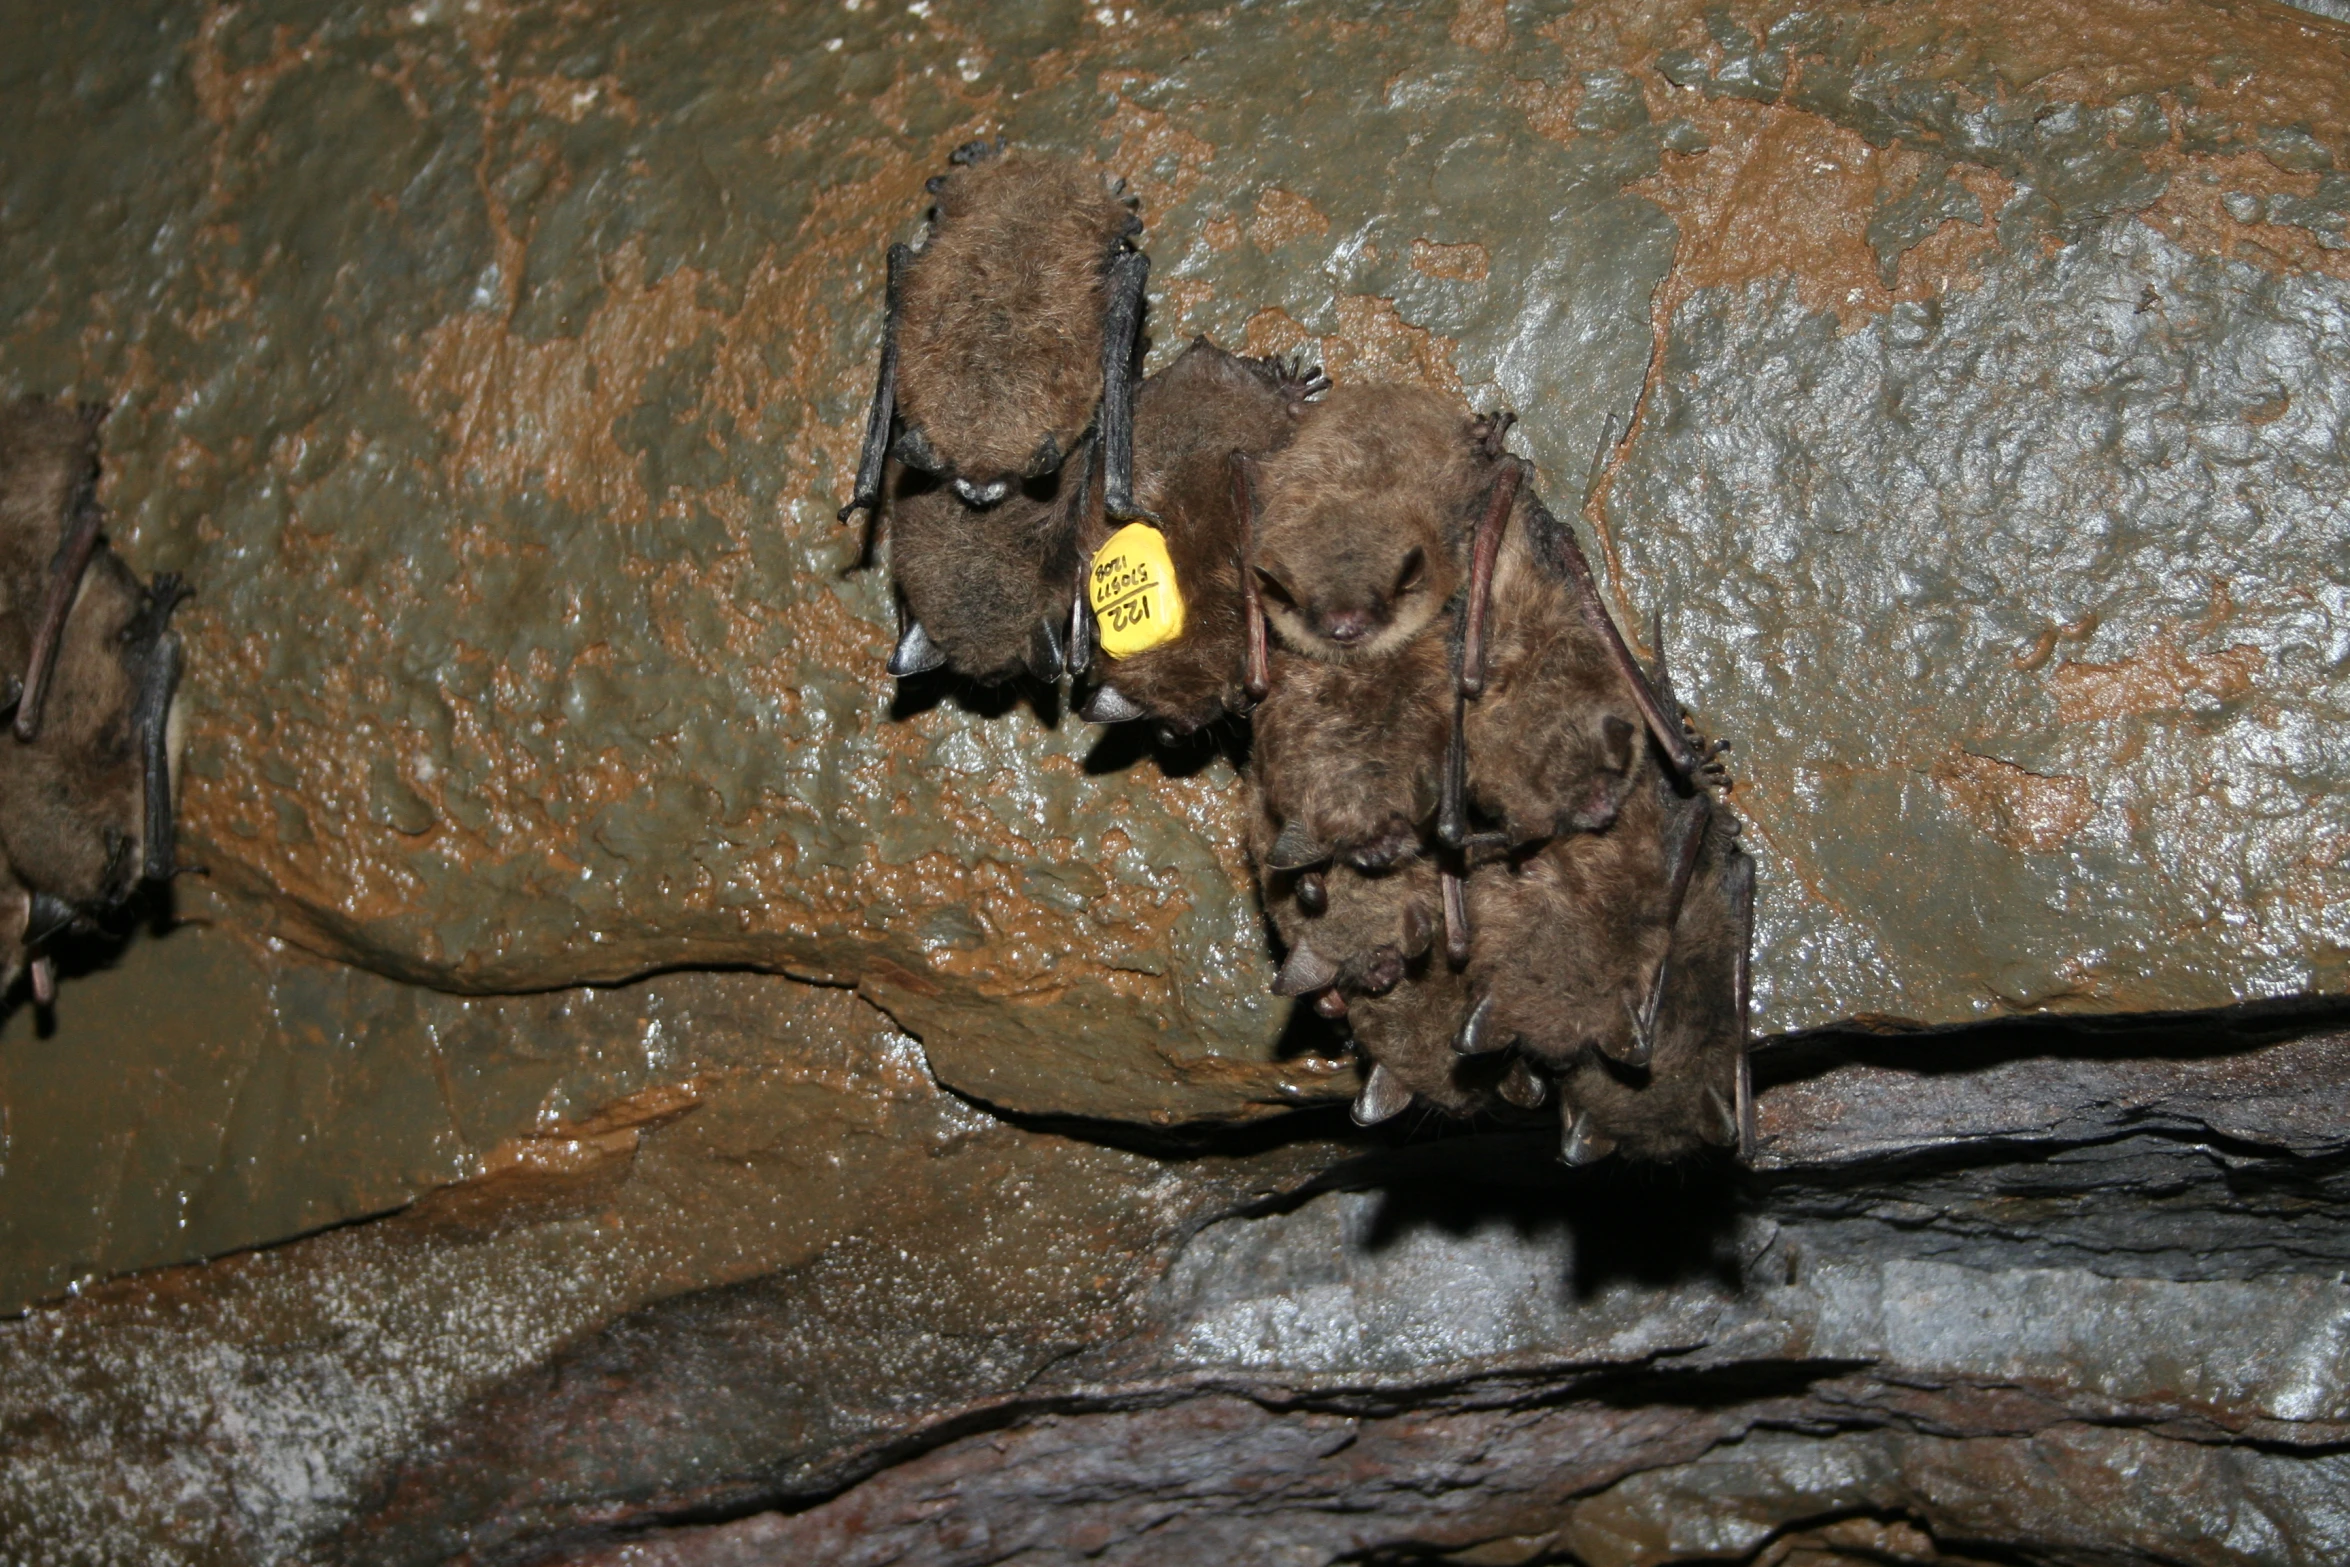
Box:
[952,475,1012,507]
[1321,608,1377,646]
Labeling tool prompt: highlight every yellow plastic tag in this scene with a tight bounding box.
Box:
[1089,523,1186,659]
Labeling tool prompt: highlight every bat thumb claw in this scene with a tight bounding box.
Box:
[1351,1063,1412,1127]
[1453,994,1505,1056]
[887,618,948,677]
[1078,683,1147,724]
[1265,820,1331,871]
[1271,942,1339,997]
[1561,1107,1617,1167]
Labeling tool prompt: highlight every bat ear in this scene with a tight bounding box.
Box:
[1024,431,1062,477]
[1252,565,1297,609]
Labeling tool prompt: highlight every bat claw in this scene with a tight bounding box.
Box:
[1699,1085,1740,1148]
[1265,820,1331,871]
[1453,994,1503,1056]
[1351,1063,1412,1127]
[1078,683,1147,724]
[1560,1106,1617,1167]
[1025,618,1065,683]
[1271,942,1339,997]
[888,617,948,677]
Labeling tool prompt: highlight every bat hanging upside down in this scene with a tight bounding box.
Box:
[0,397,191,1004]
[838,140,1153,686]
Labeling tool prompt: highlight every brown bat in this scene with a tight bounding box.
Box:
[1459,698,1752,1163]
[1253,811,1488,1126]
[1546,802,1754,1163]
[838,142,1151,683]
[882,452,1089,685]
[1076,338,1324,733]
[1244,385,1494,871]
[0,397,191,1002]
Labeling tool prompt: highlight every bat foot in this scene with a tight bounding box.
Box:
[1265,820,1331,871]
[1342,821,1419,873]
[1471,408,1519,460]
[887,618,948,678]
[948,136,1006,166]
[1348,945,1405,997]
[1078,683,1147,724]
[835,495,880,525]
[1351,1063,1412,1127]
[1271,942,1339,997]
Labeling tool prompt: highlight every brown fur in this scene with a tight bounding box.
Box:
[1551,807,1751,1160]
[1465,756,1678,1073]
[1250,384,1488,661]
[894,148,1138,488]
[1090,339,1311,731]
[1251,639,1452,867]
[1252,814,1485,1117]
[887,454,1085,683]
[1245,386,1497,865]
[0,397,185,981]
[1461,505,1647,843]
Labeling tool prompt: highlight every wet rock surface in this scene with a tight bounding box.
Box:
[5,0,2350,1560]
[5,0,2348,1128]
[11,1012,2350,1563]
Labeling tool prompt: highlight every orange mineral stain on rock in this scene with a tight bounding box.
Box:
[1243,298,1465,400]
[1410,239,1491,281]
[2048,638,2264,725]
[1449,0,1508,52]
[1931,751,2097,854]
[1248,187,1333,252]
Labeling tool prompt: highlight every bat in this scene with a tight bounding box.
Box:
[1244,385,1496,871]
[882,449,1089,684]
[837,141,1151,684]
[1075,339,1324,734]
[0,398,191,1003]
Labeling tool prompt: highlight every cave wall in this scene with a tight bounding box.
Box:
[5,0,2350,1561]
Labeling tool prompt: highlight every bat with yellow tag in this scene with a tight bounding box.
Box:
[1074,340,1324,734]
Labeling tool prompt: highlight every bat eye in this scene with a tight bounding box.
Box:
[1393,547,1425,596]
[1253,567,1297,609]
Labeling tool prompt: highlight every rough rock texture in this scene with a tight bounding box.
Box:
[11,1012,2350,1562]
[6,0,2350,1561]
[5,0,2348,1134]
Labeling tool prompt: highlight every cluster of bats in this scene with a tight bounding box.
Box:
[843,143,1756,1163]
[0,400,189,1006]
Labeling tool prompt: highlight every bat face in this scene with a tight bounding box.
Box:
[1251,384,1490,663]
[893,147,1140,501]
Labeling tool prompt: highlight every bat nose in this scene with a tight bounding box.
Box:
[1324,611,1373,645]
[953,476,1011,507]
